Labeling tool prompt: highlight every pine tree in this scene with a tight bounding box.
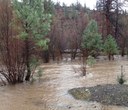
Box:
[82,20,103,57]
[81,20,102,76]
[104,34,119,60]
[13,0,52,81]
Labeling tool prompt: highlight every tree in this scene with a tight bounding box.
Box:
[96,0,114,35]
[96,0,123,36]
[0,0,26,84]
[96,0,127,56]
[81,20,102,75]
[48,3,88,62]
[44,0,55,14]
[41,0,55,63]
[104,34,119,60]
[13,0,52,81]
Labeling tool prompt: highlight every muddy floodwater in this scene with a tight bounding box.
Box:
[0,57,128,110]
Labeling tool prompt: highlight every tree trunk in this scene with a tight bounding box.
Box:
[52,52,55,61]
[108,54,111,61]
[25,62,31,81]
[82,50,87,76]
[25,38,31,81]
[43,50,49,63]
[115,0,119,39]
[121,39,126,57]
[82,56,86,76]
[71,49,77,60]
[121,49,125,57]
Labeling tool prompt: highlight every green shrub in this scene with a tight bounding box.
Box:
[86,56,96,67]
[30,77,36,84]
[36,68,43,78]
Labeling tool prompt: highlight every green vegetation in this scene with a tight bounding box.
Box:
[68,88,91,100]
[104,35,119,60]
[87,56,96,67]
[81,20,102,76]
[0,0,128,86]
[13,0,52,81]
[82,20,103,57]
[36,68,43,81]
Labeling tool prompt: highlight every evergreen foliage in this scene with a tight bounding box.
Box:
[13,0,52,81]
[87,56,96,67]
[81,20,102,76]
[104,35,119,56]
[81,20,103,56]
[44,0,55,14]
[13,0,52,47]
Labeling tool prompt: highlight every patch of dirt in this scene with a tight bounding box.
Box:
[69,84,128,107]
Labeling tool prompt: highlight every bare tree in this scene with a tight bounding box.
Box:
[0,0,26,84]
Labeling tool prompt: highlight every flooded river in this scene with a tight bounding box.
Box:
[0,57,128,110]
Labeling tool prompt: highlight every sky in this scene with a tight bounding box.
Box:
[53,0,97,9]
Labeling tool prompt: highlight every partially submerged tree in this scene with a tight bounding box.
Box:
[13,0,52,81]
[42,0,55,63]
[0,0,26,84]
[81,20,102,76]
[103,34,119,60]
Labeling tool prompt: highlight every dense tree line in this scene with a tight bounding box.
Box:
[96,0,128,56]
[0,0,128,84]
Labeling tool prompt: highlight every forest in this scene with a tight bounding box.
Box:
[0,0,128,110]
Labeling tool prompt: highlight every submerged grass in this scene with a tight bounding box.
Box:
[68,88,91,100]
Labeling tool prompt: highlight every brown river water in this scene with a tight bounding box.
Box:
[0,56,128,110]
